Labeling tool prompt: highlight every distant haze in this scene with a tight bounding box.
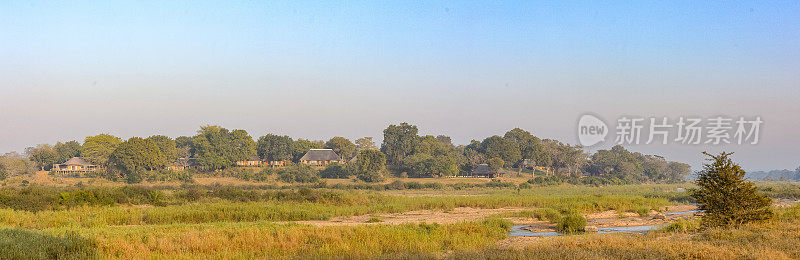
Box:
[1,1,798,171]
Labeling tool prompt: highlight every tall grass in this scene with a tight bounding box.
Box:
[44,219,510,258]
[0,229,95,259]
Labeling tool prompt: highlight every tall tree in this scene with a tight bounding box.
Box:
[481,135,521,167]
[28,144,58,170]
[355,137,377,151]
[192,125,255,170]
[54,141,82,163]
[257,134,294,161]
[175,136,193,158]
[691,152,772,227]
[82,134,122,166]
[381,123,419,168]
[325,136,357,160]
[146,135,179,166]
[108,137,166,182]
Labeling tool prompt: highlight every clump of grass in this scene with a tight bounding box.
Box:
[556,213,586,234]
[365,217,383,223]
[662,218,700,233]
[636,207,650,217]
[0,229,95,259]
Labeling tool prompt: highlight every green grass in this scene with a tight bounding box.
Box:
[0,229,95,259]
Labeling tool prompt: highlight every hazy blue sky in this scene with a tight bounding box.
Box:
[1,1,799,170]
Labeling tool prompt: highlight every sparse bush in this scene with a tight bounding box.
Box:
[556,213,586,234]
[662,218,700,233]
[518,182,532,189]
[636,207,650,217]
[404,181,423,189]
[365,217,383,223]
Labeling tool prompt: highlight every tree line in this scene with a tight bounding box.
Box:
[15,122,690,184]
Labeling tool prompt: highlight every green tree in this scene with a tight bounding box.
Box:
[325,136,357,160]
[291,139,322,162]
[257,134,294,161]
[488,157,504,172]
[691,152,773,227]
[355,137,377,151]
[192,126,256,170]
[54,141,82,163]
[354,149,386,182]
[481,135,521,167]
[175,136,194,158]
[403,135,461,177]
[108,137,166,183]
[319,163,352,179]
[28,144,58,170]
[145,135,179,166]
[381,123,419,169]
[82,134,122,166]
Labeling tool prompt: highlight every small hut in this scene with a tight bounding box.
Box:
[471,164,499,178]
[299,149,342,166]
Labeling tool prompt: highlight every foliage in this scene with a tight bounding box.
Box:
[108,137,166,183]
[556,212,586,234]
[145,135,179,164]
[53,140,82,164]
[28,144,58,170]
[381,122,419,169]
[277,164,320,183]
[319,163,352,179]
[256,134,293,162]
[691,152,773,227]
[481,135,521,167]
[325,136,357,160]
[354,137,377,151]
[354,150,387,182]
[0,155,34,178]
[291,139,322,162]
[487,157,504,172]
[82,134,122,166]
[0,229,95,259]
[192,125,257,170]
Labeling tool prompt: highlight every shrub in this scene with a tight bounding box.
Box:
[320,164,352,179]
[662,218,700,233]
[404,181,423,190]
[691,152,773,227]
[0,229,96,259]
[365,217,383,223]
[278,165,320,183]
[386,180,405,190]
[556,213,586,234]
[518,182,532,189]
[423,182,443,190]
[533,208,562,223]
[636,207,650,217]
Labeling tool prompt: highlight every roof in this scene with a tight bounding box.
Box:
[471,164,492,175]
[62,157,94,166]
[300,149,341,162]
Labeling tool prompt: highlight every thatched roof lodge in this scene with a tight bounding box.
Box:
[52,157,97,174]
[299,149,342,166]
[470,164,499,178]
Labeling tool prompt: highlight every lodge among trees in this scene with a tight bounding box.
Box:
[12,123,693,184]
[299,149,342,166]
[52,157,97,175]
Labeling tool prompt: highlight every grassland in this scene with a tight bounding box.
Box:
[0,180,797,259]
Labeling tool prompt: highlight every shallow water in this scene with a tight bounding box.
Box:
[508,224,665,237]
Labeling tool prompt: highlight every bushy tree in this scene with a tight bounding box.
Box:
[82,134,122,166]
[146,135,179,166]
[355,137,377,151]
[481,136,521,168]
[257,134,293,162]
[319,163,352,179]
[325,136,357,160]
[691,152,772,227]
[28,144,58,170]
[108,137,166,183]
[54,141,82,163]
[277,164,319,183]
[192,125,256,170]
[381,123,419,168]
[354,149,386,182]
[488,157,504,172]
